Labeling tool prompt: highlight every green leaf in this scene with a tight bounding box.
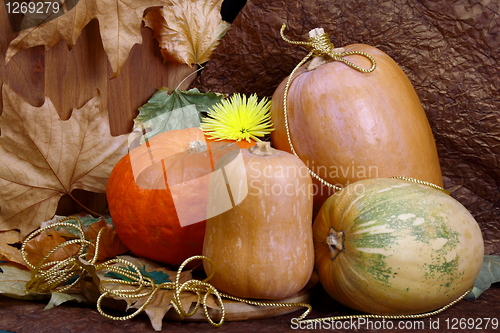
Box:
[40,214,114,237]
[133,88,225,143]
[136,104,200,142]
[139,265,171,285]
[465,255,500,301]
[104,265,171,285]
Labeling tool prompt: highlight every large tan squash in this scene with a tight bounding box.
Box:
[203,142,314,300]
[271,40,443,211]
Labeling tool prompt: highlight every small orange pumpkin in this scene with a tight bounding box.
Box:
[106,127,254,267]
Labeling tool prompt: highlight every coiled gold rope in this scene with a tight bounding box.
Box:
[21,217,99,294]
[20,214,469,327]
[20,216,311,327]
[20,214,470,326]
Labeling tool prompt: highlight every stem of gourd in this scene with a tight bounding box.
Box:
[248,141,277,156]
[306,28,345,71]
[326,227,344,260]
[187,140,208,153]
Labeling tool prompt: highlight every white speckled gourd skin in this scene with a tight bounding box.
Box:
[313,178,484,315]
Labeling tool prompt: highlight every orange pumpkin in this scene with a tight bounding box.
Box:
[271,38,443,211]
[106,127,255,267]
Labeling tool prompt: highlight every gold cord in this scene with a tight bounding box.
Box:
[296,286,473,325]
[21,215,467,327]
[20,217,311,327]
[391,176,450,195]
[280,24,376,73]
[21,217,101,294]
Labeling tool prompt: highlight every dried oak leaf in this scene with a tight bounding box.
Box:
[86,219,128,261]
[22,229,81,267]
[5,0,168,77]
[143,0,230,66]
[0,83,128,237]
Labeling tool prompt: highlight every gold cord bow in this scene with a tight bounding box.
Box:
[280,24,376,73]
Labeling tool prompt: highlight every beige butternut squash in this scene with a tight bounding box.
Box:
[203,142,314,300]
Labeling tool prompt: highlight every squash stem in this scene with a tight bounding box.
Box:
[326,227,344,260]
[306,28,344,71]
[187,140,208,153]
[248,141,277,156]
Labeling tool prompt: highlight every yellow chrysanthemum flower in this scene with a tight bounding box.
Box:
[201,93,274,142]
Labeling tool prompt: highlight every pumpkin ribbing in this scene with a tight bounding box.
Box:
[106,127,255,267]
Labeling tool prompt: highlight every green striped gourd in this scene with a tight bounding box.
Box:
[313,178,484,315]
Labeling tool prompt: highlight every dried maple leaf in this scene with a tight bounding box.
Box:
[0,83,128,237]
[0,230,24,265]
[5,0,168,77]
[129,288,175,331]
[143,0,230,66]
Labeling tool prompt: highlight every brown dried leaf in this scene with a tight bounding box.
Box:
[86,219,128,261]
[130,289,175,331]
[178,289,220,311]
[23,230,80,267]
[5,0,168,77]
[39,215,128,261]
[144,0,230,66]
[0,230,24,265]
[87,255,197,331]
[0,83,128,237]
[129,288,211,331]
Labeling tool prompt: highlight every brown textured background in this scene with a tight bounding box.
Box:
[1,0,499,331]
[194,0,500,256]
